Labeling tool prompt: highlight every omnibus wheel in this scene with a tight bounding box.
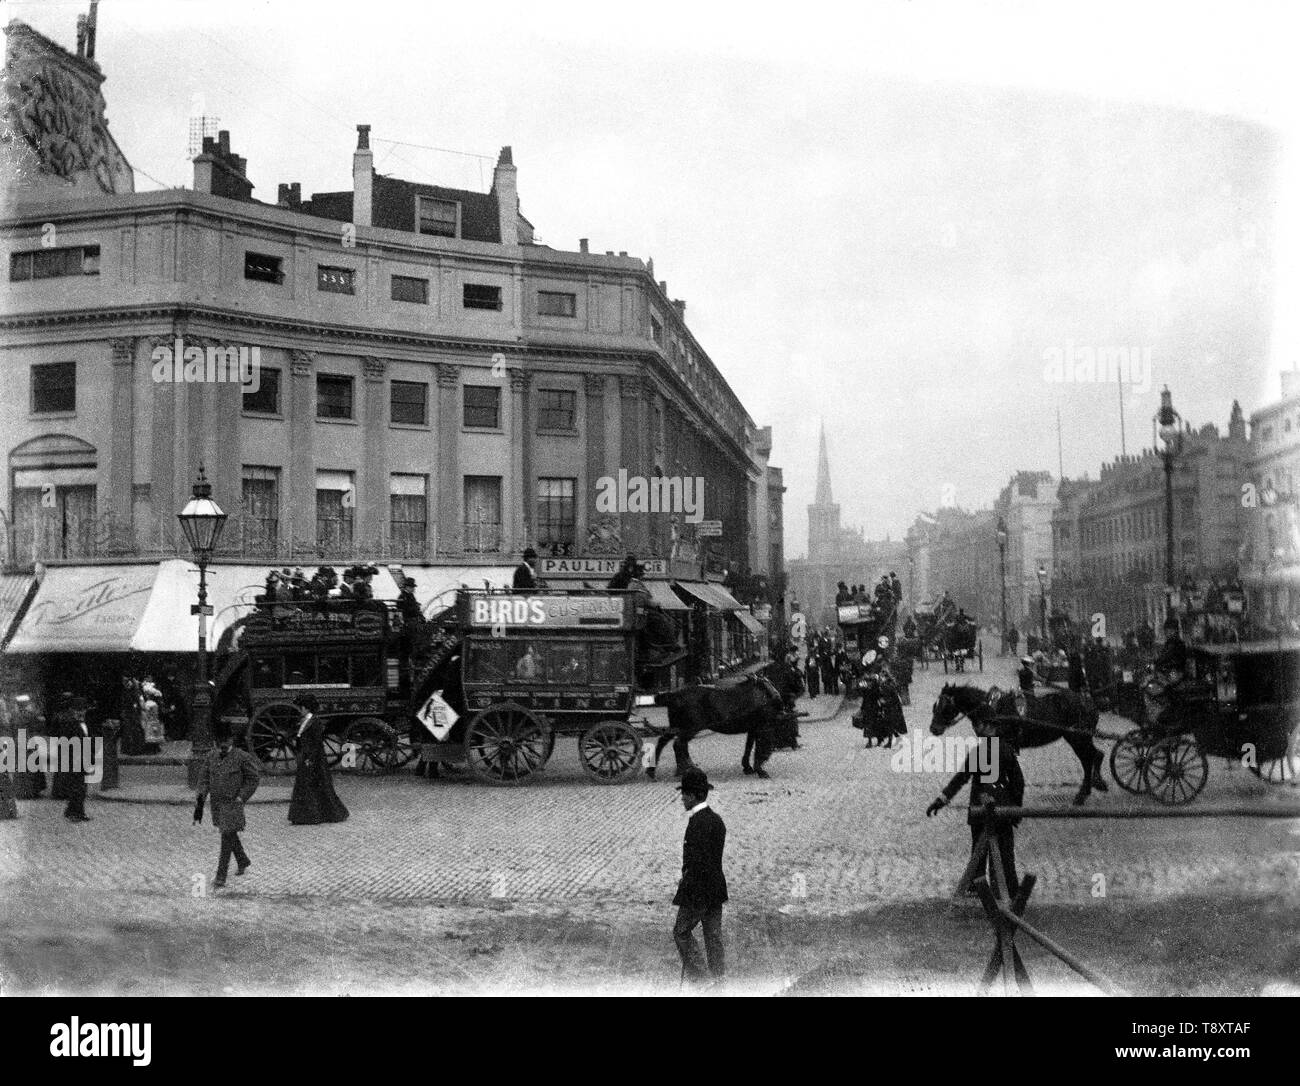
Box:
[1147,735,1208,806]
[342,717,402,774]
[245,702,300,774]
[578,721,643,784]
[1253,723,1300,785]
[464,703,551,785]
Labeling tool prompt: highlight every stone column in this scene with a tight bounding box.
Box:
[147,334,178,549]
[361,358,388,554]
[107,338,136,553]
[509,368,530,551]
[620,374,648,553]
[583,373,606,547]
[436,363,461,555]
[288,350,315,555]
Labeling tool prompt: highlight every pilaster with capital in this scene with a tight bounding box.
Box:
[288,350,316,545]
[107,338,137,551]
[507,368,531,546]
[360,358,388,544]
[619,374,650,552]
[436,363,461,540]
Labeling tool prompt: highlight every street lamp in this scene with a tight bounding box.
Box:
[996,517,1009,655]
[1040,564,1050,650]
[1155,386,1183,590]
[177,466,227,786]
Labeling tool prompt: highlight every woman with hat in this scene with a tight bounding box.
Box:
[287,694,349,825]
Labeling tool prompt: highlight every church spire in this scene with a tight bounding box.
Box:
[814,421,833,506]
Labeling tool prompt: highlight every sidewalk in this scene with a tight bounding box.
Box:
[95,762,291,806]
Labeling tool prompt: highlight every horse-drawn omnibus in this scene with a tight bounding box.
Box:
[215,587,671,785]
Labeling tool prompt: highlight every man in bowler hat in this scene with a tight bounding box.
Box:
[512,548,542,591]
[672,767,727,984]
[195,725,262,888]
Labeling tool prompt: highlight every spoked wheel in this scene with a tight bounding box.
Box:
[245,702,301,773]
[578,721,644,784]
[977,640,984,672]
[464,703,552,785]
[1109,728,1156,795]
[1147,735,1209,806]
[1253,724,1300,785]
[322,724,347,768]
[342,716,405,775]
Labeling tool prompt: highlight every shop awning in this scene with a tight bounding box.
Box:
[732,610,764,635]
[674,581,744,611]
[644,580,690,611]
[6,564,161,654]
[0,573,38,649]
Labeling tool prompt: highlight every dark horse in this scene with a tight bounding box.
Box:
[929,682,1108,805]
[649,672,787,780]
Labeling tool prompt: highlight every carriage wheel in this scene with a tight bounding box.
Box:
[245,702,300,773]
[577,721,643,784]
[464,703,552,785]
[342,717,403,775]
[1109,729,1155,794]
[1147,736,1208,806]
[977,640,984,672]
[1254,725,1300,785]
[322,726,347,768]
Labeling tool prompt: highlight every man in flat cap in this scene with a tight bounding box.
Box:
[672,767,727,984]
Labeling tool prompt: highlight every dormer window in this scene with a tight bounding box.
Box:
[418,197,458,238]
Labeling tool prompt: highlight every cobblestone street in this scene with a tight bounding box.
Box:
[3,656,1299,994]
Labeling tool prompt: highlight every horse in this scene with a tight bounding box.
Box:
[929,682,1108,805]
[648,672,787,780]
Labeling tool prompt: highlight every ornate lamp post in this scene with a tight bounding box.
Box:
[1037,562,1048,646]
[177,466,227,787]
[996,517,1009,655]
[1155,386,1183,590]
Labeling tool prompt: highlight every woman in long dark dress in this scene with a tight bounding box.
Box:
[288,695,349,825]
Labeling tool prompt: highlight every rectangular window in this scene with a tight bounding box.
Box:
[317,374,354,420]
[390,474,428,557]
[10,244,100,281]
[463,476,502,553]
[390,380,428,425]
[241,466,280,556]
[463,385,500,428]
[537,290,576,317]
[463,283,502,311]
[317,265,356,294]
[11,481,97,563]
[31,361,76,413]
[536,478,576,550]
[536,388,576,431]
[417,197,458,238]
[244,251,284,284]
[242,367,281,415]
[391,274,428,304]
[650,315,664,346]
[315,470,355,551]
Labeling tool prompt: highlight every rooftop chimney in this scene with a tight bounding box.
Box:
[353,124,373,228]
[579,238,589,254]
[86,0,99,60]
[492,146,518,246]
[277,182,302,209]
[673,299,686,318]
[193,129,253,202]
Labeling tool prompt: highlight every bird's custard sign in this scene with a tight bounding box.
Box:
[465,593,629,628]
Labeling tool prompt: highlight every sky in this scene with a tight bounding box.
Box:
[7,0,1299,556]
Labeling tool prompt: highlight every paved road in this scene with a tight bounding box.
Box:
[4,655,1298,913]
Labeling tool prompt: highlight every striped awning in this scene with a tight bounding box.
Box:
[644,580,690,611]
[674,581,744,611]
[732,609,764,635]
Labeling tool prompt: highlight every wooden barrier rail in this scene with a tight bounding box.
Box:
[954,800,1300,995]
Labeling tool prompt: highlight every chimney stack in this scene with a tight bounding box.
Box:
[492,146,518,246]
[353,124,373,228]
[673,299,686,318]
[579,238,589,254]
[193,130,253,201]
[278,182,302,209]
[659,280,668,295]
[86,0,98,60]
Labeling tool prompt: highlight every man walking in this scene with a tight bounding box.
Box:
[195,726,261,888]
[672,767,727,985]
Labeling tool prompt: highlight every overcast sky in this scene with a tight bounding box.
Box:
[9,0,1299,556]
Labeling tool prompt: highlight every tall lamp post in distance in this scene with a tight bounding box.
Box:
[1037,562,1048,648]
[996,517,1008,655]
[177,466,227,788]
[1155,386,1184,629]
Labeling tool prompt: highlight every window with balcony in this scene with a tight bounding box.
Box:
[316,470,354,550]
[31,361,76,414]
[241,466,280,555]
[10,244,100,281]
[390,380,428,425]
[390,474,427,557]
[463,385,500,428]
[463,476,502,553]
[317,374,354,420]
[537,478,576,551]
